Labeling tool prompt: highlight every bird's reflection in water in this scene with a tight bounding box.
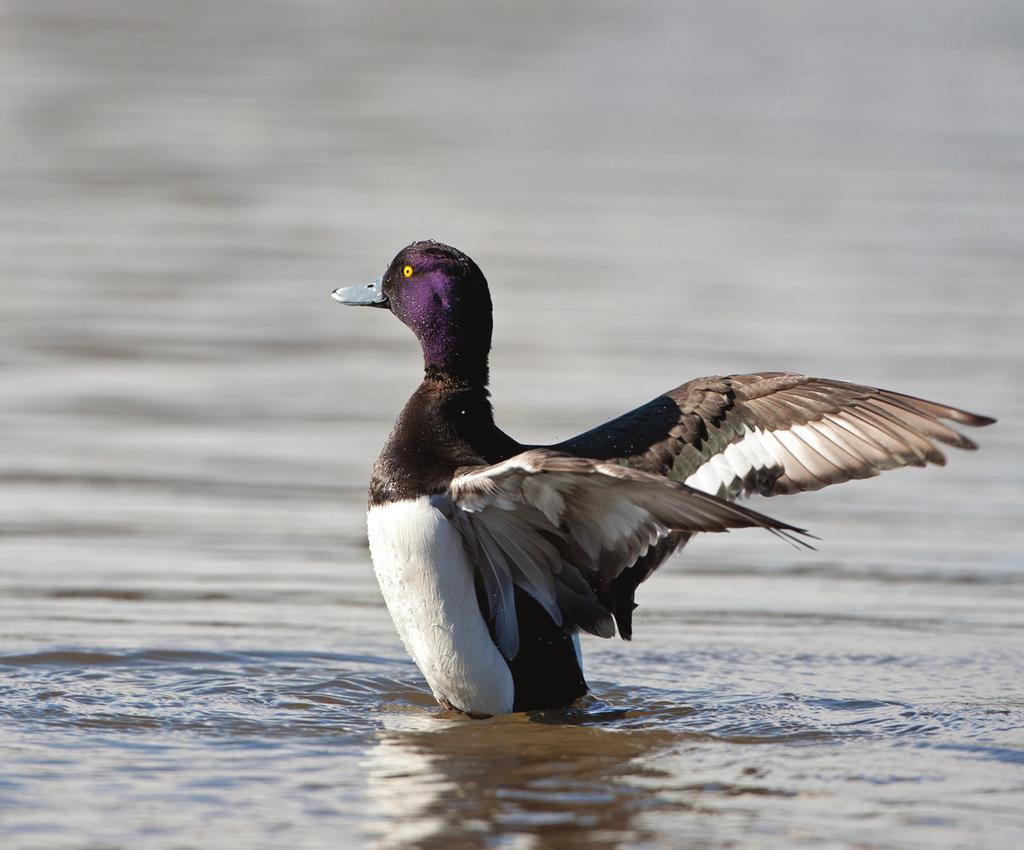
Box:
[361,701,683,850]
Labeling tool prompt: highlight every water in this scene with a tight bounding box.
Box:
[2,0,1023,847]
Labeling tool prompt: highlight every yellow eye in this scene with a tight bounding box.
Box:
[402,265,414,278]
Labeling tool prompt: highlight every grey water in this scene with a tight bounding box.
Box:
[1,0,1023,848]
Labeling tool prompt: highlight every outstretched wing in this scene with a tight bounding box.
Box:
[556,372,995,499]
[438,448,809,659]
[553,373,994,633]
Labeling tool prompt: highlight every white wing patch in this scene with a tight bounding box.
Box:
[680,392,982,500]
[684,426,782,498]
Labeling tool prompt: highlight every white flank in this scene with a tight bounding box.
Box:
[367,497,515,716]
[684,425,781,496]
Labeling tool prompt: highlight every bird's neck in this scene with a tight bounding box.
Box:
[412,379,497,449]
[368,379,515,506]
[416,308,492,388]
[423,357,490,389]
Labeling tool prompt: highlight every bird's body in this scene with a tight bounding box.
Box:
[333,241,994,717]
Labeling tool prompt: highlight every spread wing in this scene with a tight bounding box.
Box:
[438,448,809,659]
[556,372,995,499]
[553,373,994,633]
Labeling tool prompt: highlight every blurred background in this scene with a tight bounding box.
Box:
[1,1,1022,849]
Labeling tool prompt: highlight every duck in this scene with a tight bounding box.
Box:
[332,240,995,717]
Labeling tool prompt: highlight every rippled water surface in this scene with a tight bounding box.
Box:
[2,1,1023,848]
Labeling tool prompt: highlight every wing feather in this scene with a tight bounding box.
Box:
[547,373,992,622]
[440,449,809,657]
[449,374,992,652]
[458,513,519,659]
[625,374,996,499]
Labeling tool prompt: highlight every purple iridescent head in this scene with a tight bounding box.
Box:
[333,241,493,386]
